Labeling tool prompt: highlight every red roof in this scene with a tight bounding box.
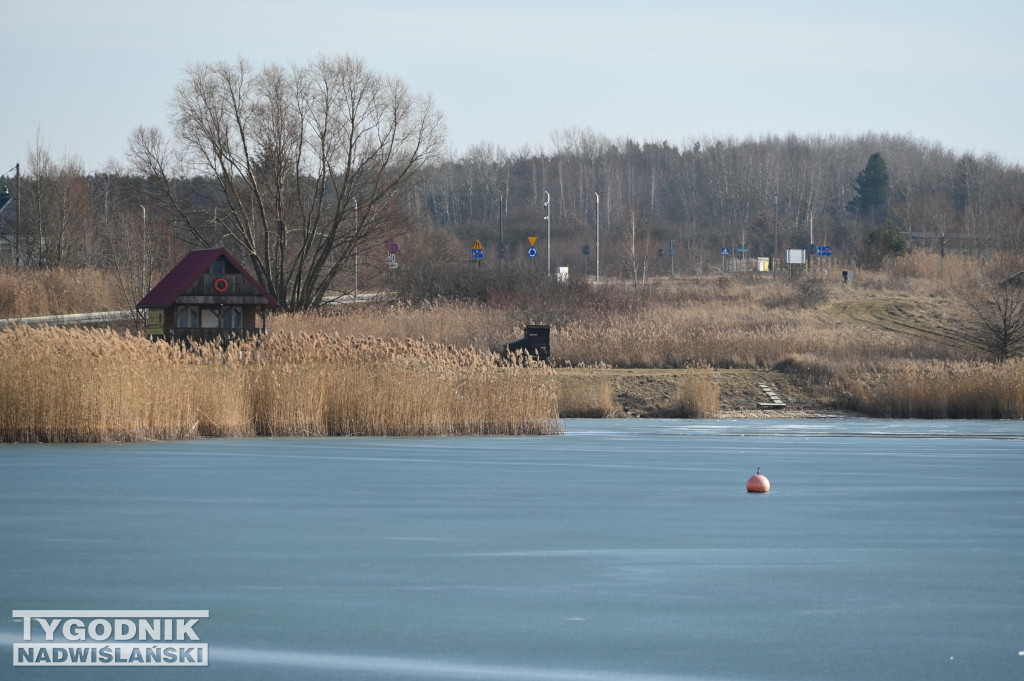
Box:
[136,248,279,309]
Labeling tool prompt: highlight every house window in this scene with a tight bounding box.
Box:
[209,259,226,274]
[223,306,243,328]
[177,306,199,328]
[200,309,219,328]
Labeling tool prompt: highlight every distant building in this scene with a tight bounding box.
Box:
[136,248,278,342]
[0,187,16,264]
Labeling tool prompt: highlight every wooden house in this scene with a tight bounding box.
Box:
[136,248,278,342]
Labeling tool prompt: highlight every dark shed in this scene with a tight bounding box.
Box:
[136,248,278,342]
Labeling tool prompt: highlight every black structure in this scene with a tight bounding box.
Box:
[503,325,550,362]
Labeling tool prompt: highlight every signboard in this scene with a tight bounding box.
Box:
[527,246,538,258]
[146,309,164,337]
[385,239,399,254]
[817,245,833,257]
[527,236,538,247]
[721,247,731,256]
[787,248,806,264]
[472,239,483,259]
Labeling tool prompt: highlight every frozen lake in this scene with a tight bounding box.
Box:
[3,419,1024,680]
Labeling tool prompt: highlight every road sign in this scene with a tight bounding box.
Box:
[817,245,833,257]
[472,248,483,259]
[582,245,591,255]
[385,239,399,254]
[473,239,483,250]
[527,236,538,247]
[527,246,538,258]
[721,247,731,256]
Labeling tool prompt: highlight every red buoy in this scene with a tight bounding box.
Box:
[746,466,770,493]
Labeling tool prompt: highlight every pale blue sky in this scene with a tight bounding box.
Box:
[4,0,1023,173]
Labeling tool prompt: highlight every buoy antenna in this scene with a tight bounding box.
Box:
[756,466,760,475]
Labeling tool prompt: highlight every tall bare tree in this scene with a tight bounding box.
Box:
[22,140,92,267]
[128,55,446,310]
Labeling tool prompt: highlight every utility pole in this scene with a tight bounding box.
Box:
[544,191,551,275]
[595,192,600,283]
[353,198,359,299]
[498,193,504,269]
[141,205,148,294]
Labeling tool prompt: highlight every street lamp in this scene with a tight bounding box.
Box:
[543,191,551,275]
[773,193,778,281]
[595,192,600,284]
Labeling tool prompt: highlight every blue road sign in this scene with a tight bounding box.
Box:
[527,246,538,258]
[472,248,484,259]
[817,245,833,257]
[721,248,731,256]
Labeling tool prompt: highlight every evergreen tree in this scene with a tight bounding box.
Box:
[848,152,890,225]
[863,219,909,269]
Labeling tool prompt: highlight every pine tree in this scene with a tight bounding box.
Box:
[847,152,890,225]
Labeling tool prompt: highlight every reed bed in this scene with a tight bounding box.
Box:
[666,368,721,418]
[0,327,560,443]
[278,294,958,370]
[0,267,124,318]
[555,372,617,418]
[831,358,1024,419]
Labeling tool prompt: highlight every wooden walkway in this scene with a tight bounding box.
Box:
[758,382,786,409]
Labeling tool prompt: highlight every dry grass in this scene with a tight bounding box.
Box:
[1,251,1020,432]
[0,327,560,442]
[556,372,617,418]
[0,267,124,317]
[665,369,721,418]
[830,359,1024,419]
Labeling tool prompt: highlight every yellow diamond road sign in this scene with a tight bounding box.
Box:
[527,236,538,246]
[473,239,482,250]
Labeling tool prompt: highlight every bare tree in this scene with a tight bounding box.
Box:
[22,139,92,267]
[128,55,445,310]
[620,209,653,294]
[962,263,1024,361]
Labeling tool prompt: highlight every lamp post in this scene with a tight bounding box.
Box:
[498,193,505,268]
[353,198,359,299]
[773,193,778,281]
[595,192,600,284]
[543,191,551,275]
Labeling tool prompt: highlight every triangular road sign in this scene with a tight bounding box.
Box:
[527,236,538,246]
[473,239,482,250]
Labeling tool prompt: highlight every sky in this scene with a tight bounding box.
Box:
[4,0,1024,175]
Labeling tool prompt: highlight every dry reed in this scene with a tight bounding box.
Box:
[556,372,617,418]
[0,327,561,442]
[832,359,1024,419]
[666,369,721,418]
[0,267,124,318]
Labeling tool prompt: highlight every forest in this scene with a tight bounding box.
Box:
[4,129,1023,309]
